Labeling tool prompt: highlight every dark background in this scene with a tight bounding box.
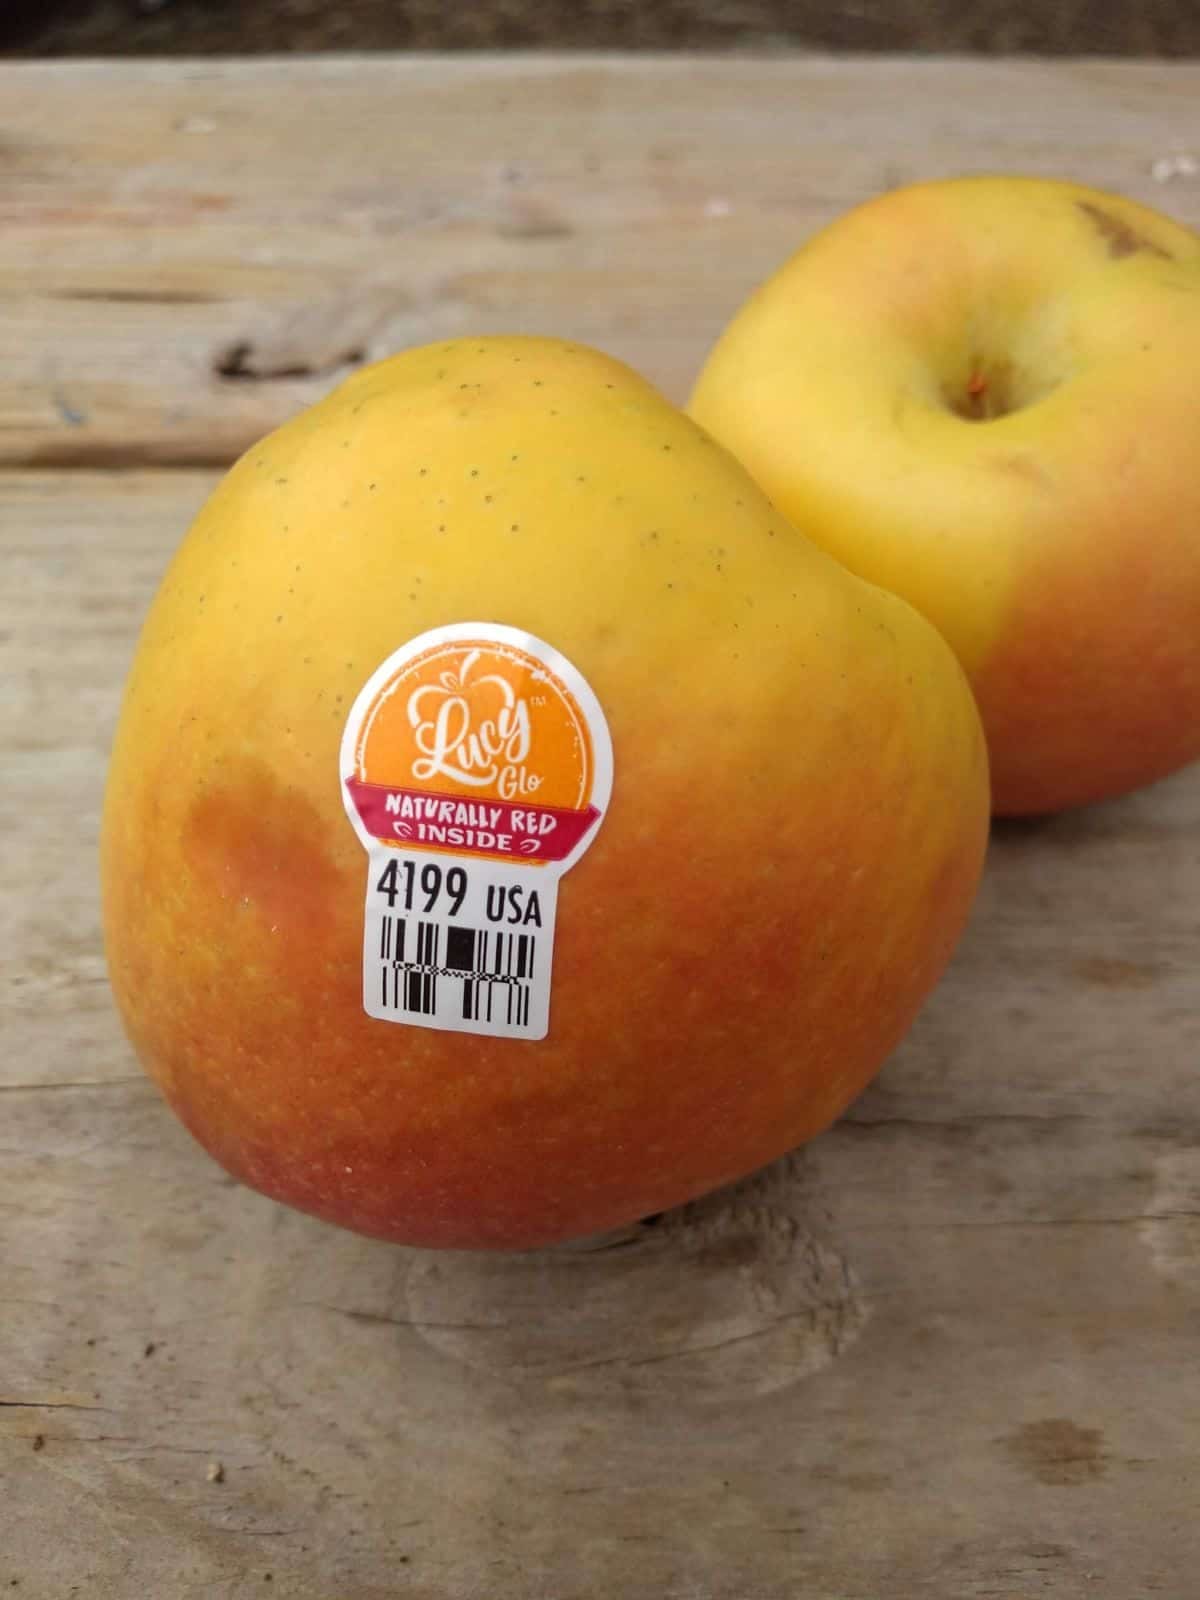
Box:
[3,0,1199,57]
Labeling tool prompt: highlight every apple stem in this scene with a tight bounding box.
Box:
[965,369,990,420]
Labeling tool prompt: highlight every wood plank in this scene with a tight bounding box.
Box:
[1,56,1199,467]
[2,472,213,1089]
[3,467,1199,1597]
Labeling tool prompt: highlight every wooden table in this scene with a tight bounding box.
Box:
[4,56,1199,1599]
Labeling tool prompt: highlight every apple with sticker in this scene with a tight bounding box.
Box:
[102,336,988,1248]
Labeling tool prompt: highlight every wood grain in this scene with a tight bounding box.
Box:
[1,56,1198,467]
[2,55,1200,1600]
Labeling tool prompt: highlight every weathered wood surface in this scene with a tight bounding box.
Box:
[1,56,1199,469]
[3,55,1200,1600]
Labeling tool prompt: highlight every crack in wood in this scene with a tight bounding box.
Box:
[841,1110,1095,1130]
[50,289,224,306]
[0,1078,146,1094]
[0,1399,113,1412]
[858,1211,1200,1231]
[547,1310,849,1376]
[12,440,241,469]
[303,1304,497,1333]
[211,1528,294,1538]
[213,339,366,382]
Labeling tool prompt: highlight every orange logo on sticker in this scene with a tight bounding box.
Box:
[343,630,608,865]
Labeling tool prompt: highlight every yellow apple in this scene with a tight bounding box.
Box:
[102,337,988,1250]
[688,176,1200,814]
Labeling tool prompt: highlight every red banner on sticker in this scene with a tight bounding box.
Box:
[344,778,602,863]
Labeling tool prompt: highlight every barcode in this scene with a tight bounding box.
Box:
[378,916,537,1024]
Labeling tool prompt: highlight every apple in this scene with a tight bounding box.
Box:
[101,337,988,1249]
[688,176,1200,815]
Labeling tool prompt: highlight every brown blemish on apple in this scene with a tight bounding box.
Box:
[1077,201,1172,261]
[1001,1418,1108,1486]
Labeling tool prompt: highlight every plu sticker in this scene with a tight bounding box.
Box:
[341,623,613,1040]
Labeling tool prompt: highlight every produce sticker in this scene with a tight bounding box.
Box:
[340,623,613,1040]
